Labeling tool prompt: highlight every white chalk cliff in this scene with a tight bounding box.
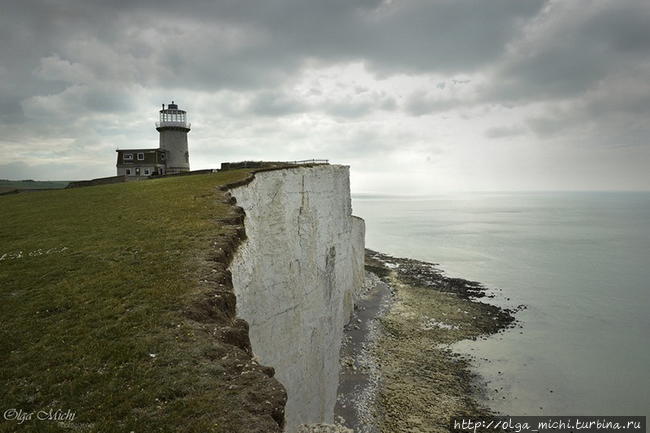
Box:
[229,165,365,431]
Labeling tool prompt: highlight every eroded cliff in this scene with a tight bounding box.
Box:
[229,165,365,431]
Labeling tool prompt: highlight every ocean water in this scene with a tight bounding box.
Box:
[351,192,650,417]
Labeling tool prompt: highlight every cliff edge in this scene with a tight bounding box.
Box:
[0,164,365,432]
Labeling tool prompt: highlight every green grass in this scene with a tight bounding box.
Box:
[0,171,282,432]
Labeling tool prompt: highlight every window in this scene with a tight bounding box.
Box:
[137,152,145,160]
[160,153,166,161]
[144,168,150,175]
[126,169,131,175]
[124,153,133,161]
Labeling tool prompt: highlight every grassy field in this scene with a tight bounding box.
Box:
[0,172,285,432]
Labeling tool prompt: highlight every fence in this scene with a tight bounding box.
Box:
[220,160,329,170]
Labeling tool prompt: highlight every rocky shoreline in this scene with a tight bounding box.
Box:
[335,249,520,433]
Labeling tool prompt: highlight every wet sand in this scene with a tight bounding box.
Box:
[335,249,519,433]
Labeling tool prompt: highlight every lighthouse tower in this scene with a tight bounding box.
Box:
[156,101,191,174]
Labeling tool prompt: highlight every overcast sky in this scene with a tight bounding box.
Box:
[1,0,649,192]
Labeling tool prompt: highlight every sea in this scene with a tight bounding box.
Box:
[351,191,650,417]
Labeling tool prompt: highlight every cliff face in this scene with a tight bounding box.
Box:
[229,165,364,431]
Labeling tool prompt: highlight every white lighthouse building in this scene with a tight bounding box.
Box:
[116,101,191,178]
[156,101,191,174]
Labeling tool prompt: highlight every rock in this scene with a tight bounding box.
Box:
[296,424,354,433]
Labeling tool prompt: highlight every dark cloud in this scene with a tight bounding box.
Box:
[0,0,546,127]
[485,125,527,139]
[525,84,650,146]
[234,89,397,119]
[1,0,649,190]
[2,0,547,94]
[245,91,309,117]
[485,1,650,102]
[469,0,650,151]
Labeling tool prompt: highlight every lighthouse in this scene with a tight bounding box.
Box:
[115,101,191,178]
[156,101,191,174]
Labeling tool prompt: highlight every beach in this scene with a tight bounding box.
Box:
[336,250,519,432]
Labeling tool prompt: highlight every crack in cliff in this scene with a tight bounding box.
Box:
[298,174,306,238]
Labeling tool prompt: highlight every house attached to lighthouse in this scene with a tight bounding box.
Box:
[116,101,191,178]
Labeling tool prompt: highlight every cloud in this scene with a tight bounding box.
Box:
[34,55,94,84]
[0,0,649,191]
[468,0,650,151]
[244,91,309,117]
[404,92,462,116]
[484,0,650,102]
[521,66,650,147]
[2,0,547,95]
[484,125,527,139]
[22,85,135,120]
[1,0,547,123]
